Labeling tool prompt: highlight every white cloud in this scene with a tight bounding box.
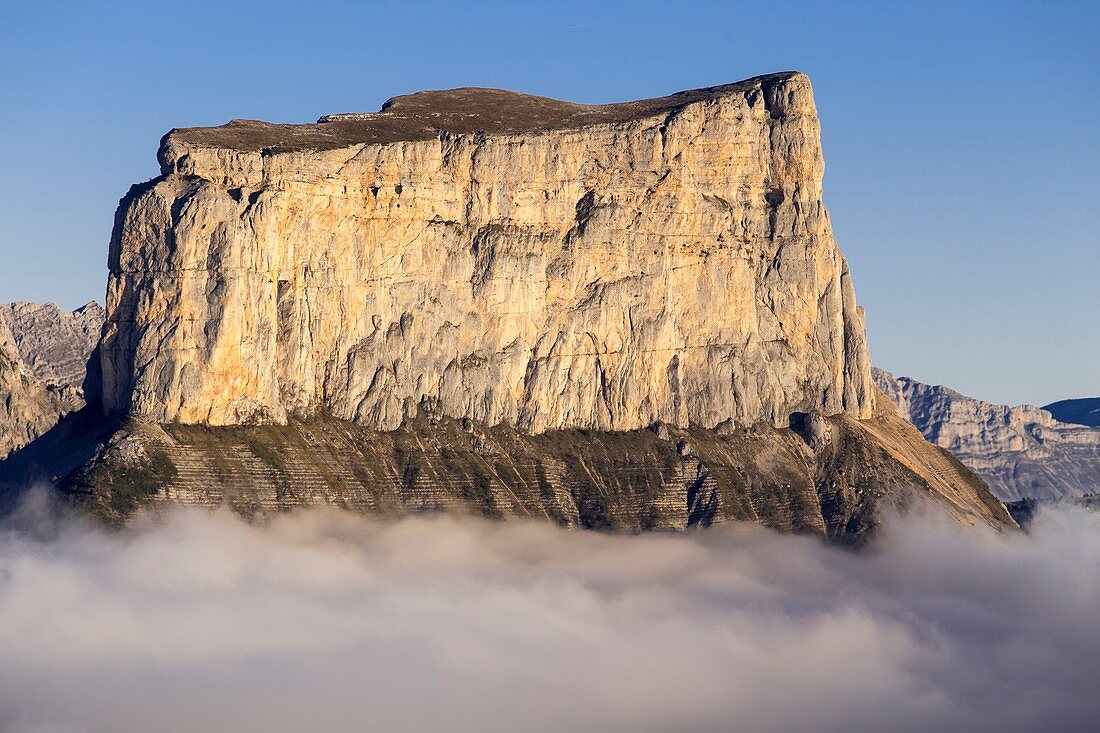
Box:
[0,494,1097,733]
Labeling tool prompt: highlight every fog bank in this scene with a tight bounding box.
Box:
[1,497,1097,733]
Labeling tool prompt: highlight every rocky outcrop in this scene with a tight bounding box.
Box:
[0,73,1013,538]
[100,72,873,433]
[1044,398,1100,428]
[0,302,104,390]
[874,368,1100,501]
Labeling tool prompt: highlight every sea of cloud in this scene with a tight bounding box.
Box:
[0,493,1097,733]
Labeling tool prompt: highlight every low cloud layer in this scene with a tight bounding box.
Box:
[0,496,1098,733]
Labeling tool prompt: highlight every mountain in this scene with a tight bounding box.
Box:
[1044,398,1100,428]
[874,368,1100,501]
[103,73,874,430]
[0,303,103,460]
[1,73,1013,537]
[0,302,104,390]
[0,317,66,460]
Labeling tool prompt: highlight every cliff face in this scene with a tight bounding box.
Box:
[874,369,1100,501]
[100,72,873,433]
[0,302,104,390]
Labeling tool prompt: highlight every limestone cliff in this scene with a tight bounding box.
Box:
[874,368,1100,501]
[100,72,873,433]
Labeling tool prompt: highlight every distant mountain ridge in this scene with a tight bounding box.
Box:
[0,315,66,460]
[873,368,1100,501]
[0,302,104,459]
[0,302,104,390]
[1044,398,1100,428]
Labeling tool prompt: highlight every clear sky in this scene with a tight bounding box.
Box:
[1,1,1096,407]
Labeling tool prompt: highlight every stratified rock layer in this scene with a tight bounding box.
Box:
[100,72,873,433]
[59,406,1011,538]
[874,368,1100,501]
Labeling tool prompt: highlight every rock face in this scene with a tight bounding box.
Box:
[874,368,1100,501]
[0,302,104,460]
[0,302,104,390]
[60,404,1011,538]
[100,72,873,433]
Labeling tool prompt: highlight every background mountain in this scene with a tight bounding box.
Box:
[0,302,103,460]
[0,316,65,459]
[1044,398,1100,429]
[0,302,104,390]
[874,368,1100,501]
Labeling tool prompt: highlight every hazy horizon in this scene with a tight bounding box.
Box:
[1,1,1096,407]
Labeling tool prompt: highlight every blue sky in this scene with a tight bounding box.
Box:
[1,1,1096,406]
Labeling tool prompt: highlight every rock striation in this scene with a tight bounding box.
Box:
[100,72,873,433]
[57,404,1009,538]
[874,368,1100,501]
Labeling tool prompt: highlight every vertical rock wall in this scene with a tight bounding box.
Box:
[100,72,873,432]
